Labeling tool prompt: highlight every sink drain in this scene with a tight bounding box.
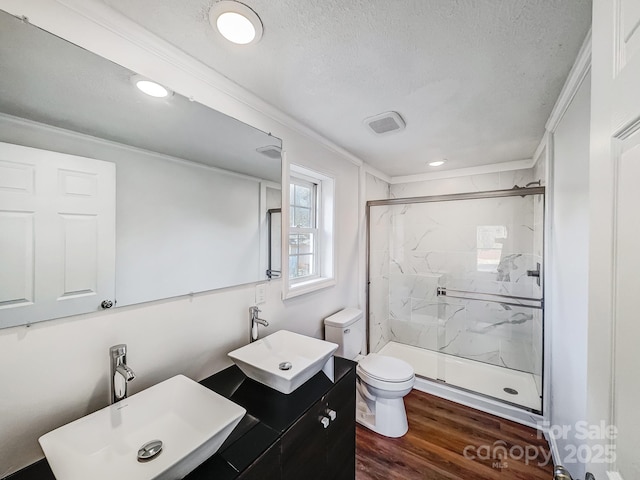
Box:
[503,387,519,395]
[138,440,163,461]
[279,361,292,371]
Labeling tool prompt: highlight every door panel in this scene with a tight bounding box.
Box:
[281,399,325,480]
[0,142,115,327]
[612,132,640,479]
[616,0,640,71]
[590,1,640,478]
[59,214,99,298]
[0,211,34,307]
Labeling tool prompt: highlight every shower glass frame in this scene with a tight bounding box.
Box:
[366,186,545,414]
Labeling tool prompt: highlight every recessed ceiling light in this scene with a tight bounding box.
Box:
[428,160,446,167]
[131,75,172,98]
[210,1,263,45]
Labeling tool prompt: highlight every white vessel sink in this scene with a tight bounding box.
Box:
[228,330,338,394]
[39,375,245,480]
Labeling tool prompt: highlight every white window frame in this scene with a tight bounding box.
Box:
[289,175,320,283]
[283,162,335,299]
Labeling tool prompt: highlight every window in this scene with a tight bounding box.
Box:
[477,225,507,273]
[289,177,318,281]
[285,164,335,298]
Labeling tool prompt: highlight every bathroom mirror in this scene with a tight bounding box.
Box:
[0,11,282,329]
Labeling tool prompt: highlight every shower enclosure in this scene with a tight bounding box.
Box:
[367,187,544,413]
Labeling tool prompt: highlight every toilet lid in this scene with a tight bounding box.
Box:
[358,354,414,382]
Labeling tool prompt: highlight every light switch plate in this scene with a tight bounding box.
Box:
[255,283,266,304]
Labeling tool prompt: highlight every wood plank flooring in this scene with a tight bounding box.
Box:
[356,390,554,480]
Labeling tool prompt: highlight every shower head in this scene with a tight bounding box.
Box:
[512,180,542,197]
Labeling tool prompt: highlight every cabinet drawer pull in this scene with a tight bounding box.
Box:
[320,416,330,429]
[326,409,337,421]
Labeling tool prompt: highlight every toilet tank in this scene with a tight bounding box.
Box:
[324,308,364,360]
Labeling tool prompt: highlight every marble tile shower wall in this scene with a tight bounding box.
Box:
[366,172,391,353]
[390,169,534,198]
[369,203,391,353]
[370,172,544,377]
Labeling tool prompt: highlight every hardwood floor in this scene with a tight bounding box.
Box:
[356,390,554,480]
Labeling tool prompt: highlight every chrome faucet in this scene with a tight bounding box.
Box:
[110,344,135,404]
[249,306,269,342]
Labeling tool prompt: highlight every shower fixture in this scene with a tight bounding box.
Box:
[512,180,542,196]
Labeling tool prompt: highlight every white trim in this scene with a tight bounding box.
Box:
[280,151,291,287]
[357,165,367,316]
[363,163,392,184]
[532,132,549,172]
[544,428,562,467]
[389,158,534,184]
[283,162,336,300]
[289,176,320,283]
[542,131,553,424]
[0,0,366,169]
[282,277,337,299]
[413,376,544,430]
[545,29,593,133]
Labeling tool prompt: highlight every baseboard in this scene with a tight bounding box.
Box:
[543,427,562,467]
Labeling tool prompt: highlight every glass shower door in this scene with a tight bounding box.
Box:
[368,188,544,412]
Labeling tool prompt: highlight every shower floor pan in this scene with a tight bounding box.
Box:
[377,341,541,412]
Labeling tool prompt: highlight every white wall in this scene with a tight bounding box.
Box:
[548,71,591,479]
[0,2,363,476]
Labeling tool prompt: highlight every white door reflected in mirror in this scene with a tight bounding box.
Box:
[0,142,115,328]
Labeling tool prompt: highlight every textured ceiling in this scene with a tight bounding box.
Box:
[101,0,592,176]
[0,11,281,182]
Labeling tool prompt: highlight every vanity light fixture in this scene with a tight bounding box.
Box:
[210,1,263,45]
[428,160,446,167]
[131,75,173,98]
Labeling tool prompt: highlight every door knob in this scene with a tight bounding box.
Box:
[101,300,114,309]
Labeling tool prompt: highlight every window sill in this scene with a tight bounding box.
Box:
[283,277,336,300]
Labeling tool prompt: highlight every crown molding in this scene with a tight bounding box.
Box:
[532,132,549,166]
[389,158,535,184]
[545,29,592,133]
[0,0,365,168]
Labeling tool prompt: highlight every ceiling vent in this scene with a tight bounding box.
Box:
[364,111,406,135]
[256,145,282,159]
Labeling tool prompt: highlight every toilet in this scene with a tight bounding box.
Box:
[324,308,415,438]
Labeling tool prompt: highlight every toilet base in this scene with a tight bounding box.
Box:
[355,387,409,438]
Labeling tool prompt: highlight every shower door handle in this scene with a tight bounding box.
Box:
[526,262,541,286]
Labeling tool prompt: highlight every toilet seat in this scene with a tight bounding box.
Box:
[357,354,415,392]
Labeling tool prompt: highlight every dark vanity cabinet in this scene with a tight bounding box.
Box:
[197,356,356,480]
[279,366,356,480]
[4,358,356,480]
[236,438,282,480]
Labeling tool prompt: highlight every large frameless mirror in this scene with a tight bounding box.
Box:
[0,11,282,329]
